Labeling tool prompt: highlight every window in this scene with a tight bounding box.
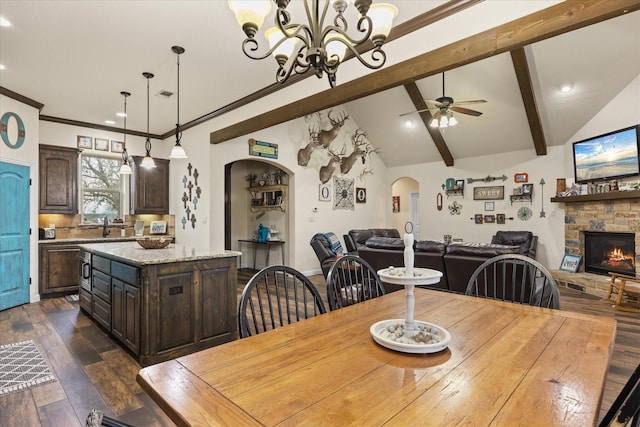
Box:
[81,154,122,223]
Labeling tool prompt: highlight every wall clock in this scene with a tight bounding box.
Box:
[517,206,532,221]
[333,176,354,210]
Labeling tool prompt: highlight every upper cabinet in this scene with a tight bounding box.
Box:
[39,144,80,214]
[129,156,170,214]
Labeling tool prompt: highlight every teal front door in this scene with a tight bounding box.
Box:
[0,161,30,310]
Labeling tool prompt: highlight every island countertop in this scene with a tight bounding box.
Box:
[78,241,241,266]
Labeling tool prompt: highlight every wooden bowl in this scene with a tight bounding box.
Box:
[136,237,172,249]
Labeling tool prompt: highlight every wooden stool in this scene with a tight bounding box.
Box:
[606,272,640,313]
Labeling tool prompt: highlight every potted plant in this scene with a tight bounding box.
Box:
[274,169,286,185]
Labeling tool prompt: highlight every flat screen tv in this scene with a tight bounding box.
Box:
[573,125,640,183]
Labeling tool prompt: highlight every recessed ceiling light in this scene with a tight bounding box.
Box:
[405,119,414,127]
[0,64,5,70]
[560,84,573,93]
[0,17,11,27]
[116,112,126,117]
[105,120,116,125]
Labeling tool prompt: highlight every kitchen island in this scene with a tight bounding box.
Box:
[78,241,240,366]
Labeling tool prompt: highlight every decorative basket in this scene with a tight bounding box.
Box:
[136,237,172,249]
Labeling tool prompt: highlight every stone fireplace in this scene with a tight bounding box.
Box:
[558,195,640,297]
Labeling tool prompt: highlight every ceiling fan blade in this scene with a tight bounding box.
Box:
[450,106,483,116]
[451,99,487,105]
[399,106,439,117]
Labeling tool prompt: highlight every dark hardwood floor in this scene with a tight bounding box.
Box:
[0,269,637,426]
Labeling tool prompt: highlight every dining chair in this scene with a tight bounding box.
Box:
[465,254,560,309]
[598,362,640,426]
[325,255,386,311]
[238,265,326,338]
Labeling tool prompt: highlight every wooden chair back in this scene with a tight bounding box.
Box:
[238,265,326,338]
[326,255,386,311]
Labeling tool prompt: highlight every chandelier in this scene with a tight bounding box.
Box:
[169,45,188,159]
[228,0,398,87]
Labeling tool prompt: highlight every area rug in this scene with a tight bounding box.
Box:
[0,340,56,395]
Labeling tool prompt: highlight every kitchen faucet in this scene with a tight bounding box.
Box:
[103,216,110,237]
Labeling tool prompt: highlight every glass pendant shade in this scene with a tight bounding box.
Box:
[368,3,398,44]
[265,27,297,60]
[119,163,132,175]
[170,144,187,159]
[228,0,271,35]
[141,151,156,169]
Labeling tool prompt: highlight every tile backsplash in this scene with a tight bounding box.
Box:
[38,214,175,239]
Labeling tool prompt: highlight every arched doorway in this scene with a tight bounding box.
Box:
[391,177,419,238]
[225,159,292,270]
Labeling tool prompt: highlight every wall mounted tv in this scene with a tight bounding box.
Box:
[573,125,640,183]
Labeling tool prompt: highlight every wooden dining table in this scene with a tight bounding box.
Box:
[137,288,617,426]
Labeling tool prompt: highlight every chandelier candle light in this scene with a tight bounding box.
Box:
[228,0,398,87]
[140,72,156,169]
[170,45,187,159]
[118,91,132,175]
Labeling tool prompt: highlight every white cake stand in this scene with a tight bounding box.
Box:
[371,233,451,354]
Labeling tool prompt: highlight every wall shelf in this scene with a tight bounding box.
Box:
[445,189,464,198]
[550,190,640,203]
[249,184,287,212]
[510,194,532,205]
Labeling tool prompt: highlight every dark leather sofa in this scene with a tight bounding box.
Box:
[343,228,401,252]
[356,230,538,294]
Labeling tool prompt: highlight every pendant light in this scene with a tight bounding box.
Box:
[118,91,132,175]
[140,72,156,169]
[170,45,187,159]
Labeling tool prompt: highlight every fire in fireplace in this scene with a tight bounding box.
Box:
[584,232,636,276]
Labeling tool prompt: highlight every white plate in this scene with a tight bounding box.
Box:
[370,319,451,354]
[377,267,443,286]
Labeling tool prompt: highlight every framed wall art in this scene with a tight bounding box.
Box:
[333,176,354,210]
[484,201,494,211]
[392,196,400,213]
[559,254,581,273]
[496,213,506,224]
[77,135,92,149]
[111,140,124,153]
[150,220,167,234]
[319,183,331,202]
[474,214,483,224]
[514,173,528,183]
[94,138,109,151]
[484,214,495,223]
[473,186,504,200]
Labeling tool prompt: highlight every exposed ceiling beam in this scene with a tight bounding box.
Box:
[510,47,547,156]
[211,0,640,145]
[403,82,454,166]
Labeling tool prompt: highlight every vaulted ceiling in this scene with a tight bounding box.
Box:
[1,0,639,167]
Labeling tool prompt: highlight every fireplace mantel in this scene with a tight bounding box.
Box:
[551,190,640,203]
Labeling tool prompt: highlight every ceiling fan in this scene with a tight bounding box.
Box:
[400,73,487,123]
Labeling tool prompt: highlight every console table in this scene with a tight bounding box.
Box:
[238,239,285,269]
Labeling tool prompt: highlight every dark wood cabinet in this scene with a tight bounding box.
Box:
[129,155,170,214]
[39,243,80,297]
[39,144,80,214]
[111,260,141,354]
[79,244,237,366]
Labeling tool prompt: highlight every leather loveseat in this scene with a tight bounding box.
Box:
[356,230,538,294]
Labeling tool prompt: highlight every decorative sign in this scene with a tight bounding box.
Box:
[333,176,354,210]
[1,112,26,149]
[356,187,366,203]
[319,183,331,201]
[514,172,528,183]
[248,138,278,159]
[473,186,505,200]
